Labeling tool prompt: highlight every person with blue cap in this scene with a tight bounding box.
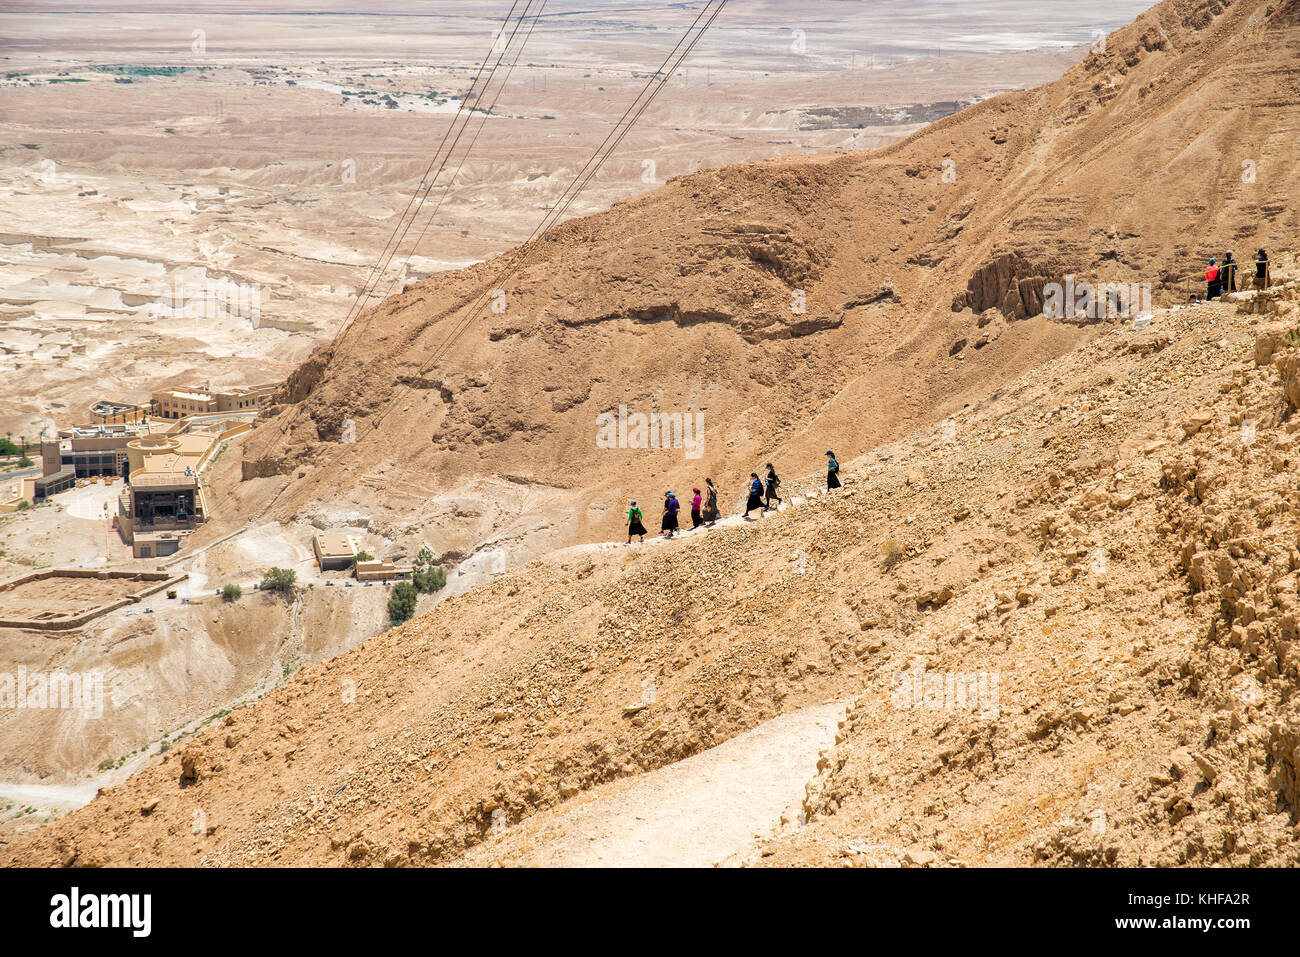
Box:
[825,450,841,490]
[744,473,765,518]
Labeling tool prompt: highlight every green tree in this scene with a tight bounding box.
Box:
[387,581,418,626]
[411,546,445,594]
[413,565,446,594]
[260,567,297,592]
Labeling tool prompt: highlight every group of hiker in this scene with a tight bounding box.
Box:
[625,451,841,544]
[1203,249,1270,300]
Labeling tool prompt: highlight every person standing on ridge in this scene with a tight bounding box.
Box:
[1222,251,1237,294]
[764,463,783,511]
[826,450,841,490]
[1205,257,1220,300]
[662,492,680,539]
[703,478,720,526]
[690,487,704,529]
[1256,249,1270,289]
[744,473,765,518]
[626,500,647,545]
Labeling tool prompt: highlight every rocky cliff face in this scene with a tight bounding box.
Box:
[234,0,1299,580]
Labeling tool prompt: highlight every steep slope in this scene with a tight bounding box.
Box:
[6,276,1299,867]
[233,0,1300,572]
[8,0,1300,868]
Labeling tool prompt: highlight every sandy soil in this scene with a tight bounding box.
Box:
[0,572,160,620]
[9,273,1300,866]
[13,0,1296,867]
[463,700,844,867]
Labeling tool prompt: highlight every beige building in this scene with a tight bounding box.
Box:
[313,531,360,571]
[116,417,251,558]
[355,559,413,582]
[151,382,277,420]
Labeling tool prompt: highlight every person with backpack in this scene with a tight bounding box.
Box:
[1205,257,1220,300]
[690,487,704,529]
[703,479,720,526]
[763,463,782,510]
[1256,249,1270,289]
[744,473,765,518]
[662,492,680,538]
[825,450,841,489]
[1222,251,1237,294]
[626,500,647,544]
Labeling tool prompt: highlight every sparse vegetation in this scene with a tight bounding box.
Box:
[387,581,418,625]
[89,64,201,77]
[259,567,297,593]
[881,538,907,571]
[412,546,446,594]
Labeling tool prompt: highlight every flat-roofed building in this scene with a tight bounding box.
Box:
[32,469,75,501]
[354,559,413,582]
[152,383,277,420]
[35,439,76,500]
[56,422,170,479]
[313,531,360,571]
[116,427,218,558]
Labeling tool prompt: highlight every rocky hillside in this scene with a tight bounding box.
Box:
[7,0,1299,868]
[233,0,1300,573]
[5,278,1299,867]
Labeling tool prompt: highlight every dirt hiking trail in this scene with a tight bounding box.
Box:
[464,701,845,867]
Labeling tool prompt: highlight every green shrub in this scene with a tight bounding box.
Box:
[387,581,418,625]
[352,550,374,565]
[221,583,242,602]
[260,567,297,592]
[413,565,446,594]
[411,546,445,593]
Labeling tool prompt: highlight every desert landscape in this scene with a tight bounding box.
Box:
[1,0,1297,902]
[0,0,1146,443]
[0,0,1155,829]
